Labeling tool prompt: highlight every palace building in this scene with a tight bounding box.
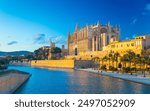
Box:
[67,22,120,55]
[103,35,150,56]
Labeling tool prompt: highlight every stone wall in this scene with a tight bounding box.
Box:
[74,60,95,68]
[0,70,30,94]
[31,60,94,69]
[31,60,74,68]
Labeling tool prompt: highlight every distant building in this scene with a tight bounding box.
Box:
[47,42,68,60]
[61,45,68,57]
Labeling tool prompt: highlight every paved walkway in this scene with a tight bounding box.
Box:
[0,70,30,94]
[78,68,150,85]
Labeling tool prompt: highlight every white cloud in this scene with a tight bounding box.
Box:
[125,37,129,40]
[132,34,137,38]
[33,34,66,46]
[7,41,18,45]
[34,34,49,44]
[145,3,150,11]
[142,3,150,15]
[50,36,66,45]
[131,18,137,24]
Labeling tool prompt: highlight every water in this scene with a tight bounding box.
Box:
[8,66,150,94]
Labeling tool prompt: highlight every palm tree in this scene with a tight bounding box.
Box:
[108,52,113,68]
[110,53,115,67]
[131,55,139,73]
[141,57,146,77]
[126,50,136,68]
[121,51,136,73]
[102,56,108,70]
[114,52,120,69]
[142,49,150,74]
[121,53,128,68]
[146,59,150,74]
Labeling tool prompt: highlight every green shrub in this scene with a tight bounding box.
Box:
[109,66,113,71]
[101,65,106,70]
[81,66,85,69]
[123,67,131,73]
[109,66,118,71]
[131,67,136,71]
[0,65,7,70]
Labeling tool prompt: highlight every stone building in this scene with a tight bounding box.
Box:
[66,21,150,60]
[67,22,120,55]
[103,35,150,55]
[48,42,68,60]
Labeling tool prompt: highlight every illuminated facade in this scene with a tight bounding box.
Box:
[66,22,150,60]
[67,22,120,55]
[103,35,150,55]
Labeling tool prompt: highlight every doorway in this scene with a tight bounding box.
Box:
[75,48,78,55]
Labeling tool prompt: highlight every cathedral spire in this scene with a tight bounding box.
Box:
[97,21,100,26]
[75,23,78,32]
[68,31,70,38]
[108,21,111,26]
[108,21,111,32]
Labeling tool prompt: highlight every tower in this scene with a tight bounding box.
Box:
[107,21,111,32]
[97,21,100,27]
[75,23,78,32]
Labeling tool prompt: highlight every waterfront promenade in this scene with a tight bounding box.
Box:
[78,68,150,85]
[0,70,31,94]
[8,65,150,94]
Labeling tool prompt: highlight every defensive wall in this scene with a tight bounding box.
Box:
[31,60,94,69]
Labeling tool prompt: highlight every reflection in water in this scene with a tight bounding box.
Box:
[8,66,150,94]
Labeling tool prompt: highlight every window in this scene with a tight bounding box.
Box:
[111,45,115,48]
[94,36,96,41]
[107,36,109,44]
[131,43,134,46]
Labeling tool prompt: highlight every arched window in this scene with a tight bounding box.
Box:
[100,28,107,33]
[94,36,96,41]
[75,48,78,55]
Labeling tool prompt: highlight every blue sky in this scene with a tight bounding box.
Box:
[0,0,150,51]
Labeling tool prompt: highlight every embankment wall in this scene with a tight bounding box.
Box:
[31,60,94,69]
[31,60,74,68]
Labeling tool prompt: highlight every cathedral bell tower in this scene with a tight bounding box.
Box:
[75,23,78,32]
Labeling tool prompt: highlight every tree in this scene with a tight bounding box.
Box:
[25,54,35,60]
[114,52,120,69]
[108,52,113,68]
[121,51,136,73]
[131,55,139,73]
[126,50,136,68]
[34,47,50,60]
[142,49,150,73]
[102,56,108,70]
[0,59,8,70]
[51,47,61,54]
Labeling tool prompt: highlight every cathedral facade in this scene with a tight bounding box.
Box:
[67,22,120,55]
